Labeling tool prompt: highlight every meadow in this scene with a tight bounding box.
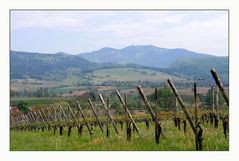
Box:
[10,119,229,151]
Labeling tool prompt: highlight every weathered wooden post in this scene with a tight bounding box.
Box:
[41,108,48,122]
[27,112,33,124]
[167,79,201,150]
[211,86,215,112]
[59,126,63,136]
[51,105,61,134]
[194,82,199,150]
[58,104,71,136]
[222,116,229,138]
[29,111,36,122]
[33,111,39,122]
[45,107,54,123]
[88,98,104,133]
[154,87,160,144]
[38,110,46,124]
[66,103,79,137]
[106,97,110,138]
[125,93,131,141]
[137,86,160,124]
[175,98,178,113]
[210,68,229,106]
[115,90,140,133]
[137,85,162,144]
[98,94,119,134]
[51,105,58,121]
[59,105,69,124]
[38,111,46,131]
[155,87,158,117]
[215,86,220,121]
[167,79,196,134]
[42,108,51,131]
[76,101,93,135]
[183,119,187,136]
[66,103,77,122]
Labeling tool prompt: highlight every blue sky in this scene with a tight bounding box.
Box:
[11,11,228,56]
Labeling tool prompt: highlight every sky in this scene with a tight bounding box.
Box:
[11,10,228,56]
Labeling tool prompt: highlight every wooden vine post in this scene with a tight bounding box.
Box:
[98,94,119,134]
[210,68,229,106]
[51,105,59,122]
[211,85,215,112]
[59,105,69,124]
[215,86,220,120]
[75,101,93,135]
[88,98,104,133]
[155,87,158,118]
[137,85,161,144]
[154,87,160,144]
[115,90,140,133]
[124,93,131,140]
[167,79,196,134]
[194,82,199,150]
[106,97,110,137]
[45,107,54,123]
[167,79,203,150]
[66,103,78,123]
[137,86,160,124]
[66,103,80,137]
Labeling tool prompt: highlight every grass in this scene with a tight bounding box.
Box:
[11,79,65,92]
[10,120,229,151]
[92,68,185,83]
[10,97,72,107]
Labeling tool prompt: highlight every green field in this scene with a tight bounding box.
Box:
[10,97,72,107]
[92,68,185,83]
[11,67,186,98]
[11,79,65,92]
[10,120,229,151]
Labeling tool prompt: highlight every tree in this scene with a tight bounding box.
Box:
[111,101,122,115]
[205,88,225,107]
[154,87,175,110]
[34,87,49,98]
[17,101,29,114]
[88,88,98,100]
[10,89,20,98]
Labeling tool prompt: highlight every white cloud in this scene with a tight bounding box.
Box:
[11,11,93,30]
[11,11,228,56]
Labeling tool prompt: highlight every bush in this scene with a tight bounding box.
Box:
[17,101,29,114]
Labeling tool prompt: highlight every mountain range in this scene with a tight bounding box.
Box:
[79,45,219,68]
[10,51,98,80]
[10,45,228,84]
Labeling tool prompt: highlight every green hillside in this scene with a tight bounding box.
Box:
[10,51,98,80]
[91,68,185,83]
[168,56,228,85]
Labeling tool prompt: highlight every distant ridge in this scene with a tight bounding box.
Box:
[78,45,217,68]
[10,50,98,80]
[10,45,228,84]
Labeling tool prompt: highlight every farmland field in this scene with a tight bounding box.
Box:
[10,119,229,151]
[91,68,186,83]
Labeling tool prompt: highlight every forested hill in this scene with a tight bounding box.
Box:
[10,51,98,80]
[10,47,228,85]
[79,45,217,68]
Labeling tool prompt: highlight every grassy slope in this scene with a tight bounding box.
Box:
[10,121,228,151]
[91,68,185,83]
[11,67,185,95]
[10,97,72,107]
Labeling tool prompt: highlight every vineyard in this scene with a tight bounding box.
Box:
[10,69,229,151]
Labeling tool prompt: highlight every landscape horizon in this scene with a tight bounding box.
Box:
[10,10,229,151]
